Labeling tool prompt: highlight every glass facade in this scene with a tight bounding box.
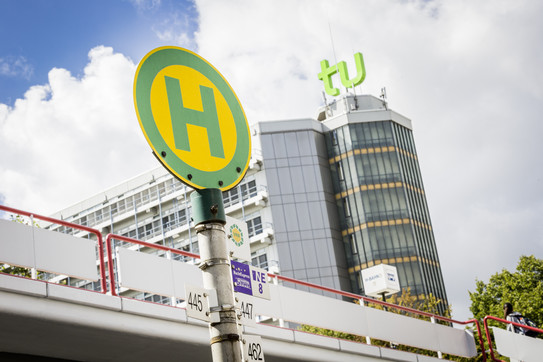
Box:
[326,120,448,309]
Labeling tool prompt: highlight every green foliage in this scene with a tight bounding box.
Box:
[469,255,543,328]
[0,264,32,277]
[468,255,543,360]
[366,287,451,322]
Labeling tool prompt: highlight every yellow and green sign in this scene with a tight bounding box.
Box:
[230,224,244,247]
[134,46,251,191]
[318,52,366,96]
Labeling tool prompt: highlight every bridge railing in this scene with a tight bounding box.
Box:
[1,204,484,359]
[266,274,486,361]
[483,315,543,362]
[0,205,107,293]
[103,232,482,359]
[104,233,200,299]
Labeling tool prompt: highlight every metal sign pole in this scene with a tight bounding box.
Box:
[134,46,252,362]
[192,189,242,362]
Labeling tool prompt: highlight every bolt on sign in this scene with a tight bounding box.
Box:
[134,46,251,191]
[318,52,366,97]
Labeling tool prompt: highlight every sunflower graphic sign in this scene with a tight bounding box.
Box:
[225,215,250,261]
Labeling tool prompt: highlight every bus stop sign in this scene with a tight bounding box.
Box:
[134,46,251,191]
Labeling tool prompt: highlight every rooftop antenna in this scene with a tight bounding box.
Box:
[328,23,349,114]
[380,87,388,110]
[322,91,332,117]
[328,22,348,99]
[351,47,359,110]
[328,22,339,74]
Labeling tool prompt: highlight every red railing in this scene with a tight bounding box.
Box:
[269,273,486,361]
[0,205,107,293]
[483,315,543,362]
[105,233,200,297]
[1,204,485,359]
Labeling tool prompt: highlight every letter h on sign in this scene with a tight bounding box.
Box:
[164,76,225,159]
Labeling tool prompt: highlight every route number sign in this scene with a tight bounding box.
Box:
[231,260,270,300]
[242,335,265,362]
[184,284,219,323]
[251,266,270,300]
[235,293,256,327]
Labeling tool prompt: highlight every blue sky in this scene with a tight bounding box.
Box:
[1,0,542,322]
[0,0,198,105]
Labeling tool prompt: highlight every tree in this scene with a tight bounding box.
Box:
[469,255,543,328]
[468,255,543,360]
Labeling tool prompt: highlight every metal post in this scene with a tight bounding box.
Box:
[192,189,242,362]
[431,316,443,359]
[381,292,388,311]
[30,214,37,280]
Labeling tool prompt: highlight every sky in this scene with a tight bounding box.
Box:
[1,0,542,322]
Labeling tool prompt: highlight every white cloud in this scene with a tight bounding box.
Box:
[0,55,33,80]
[0,46,157,215]
[152,10,198,50]
[128,0,161,12]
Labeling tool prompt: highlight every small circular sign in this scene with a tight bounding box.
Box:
[230,224,244,247]
[134,46,251,191]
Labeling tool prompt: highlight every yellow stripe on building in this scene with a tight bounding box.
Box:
[348,255,440,274]
[341,218,432,236]
[328,145,418,164]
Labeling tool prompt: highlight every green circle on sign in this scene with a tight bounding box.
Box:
[230,224,244,247]
[134,46,251,191]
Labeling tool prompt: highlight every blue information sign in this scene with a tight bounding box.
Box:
[231,260,252,295]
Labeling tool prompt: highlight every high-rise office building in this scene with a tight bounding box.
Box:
[318,95,448,306]
[48,93,447,308]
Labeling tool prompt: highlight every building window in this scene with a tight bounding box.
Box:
[222,187,239,208]
[177,209,189,225]
[247,216,263,237]
[331,129,338,146]
[350,234,358,254]
[343,198,351,218]
[251,251,268,270]
[337,161,345,181]
[241,180,257,199]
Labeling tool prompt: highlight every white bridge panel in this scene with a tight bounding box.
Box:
[117,248,202,299]
[114,248,476,358]
[33,227,98,281]
[365,307,476,357]
[492,326,543,362]
[0,219,34,268]
[171,259,203,299]
[366,307,439,352]
[435,322,477,357]
[278,285,369,336]
[251,282,475,358]
[0,219,98,281]
[247,284,283,319]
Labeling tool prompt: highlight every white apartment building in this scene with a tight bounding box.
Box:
[48,149,276,302]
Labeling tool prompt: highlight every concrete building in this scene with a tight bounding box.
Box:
[49,93,448,308]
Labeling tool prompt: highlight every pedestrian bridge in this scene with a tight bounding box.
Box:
[1,205,541,361]
[0,274,474,362]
